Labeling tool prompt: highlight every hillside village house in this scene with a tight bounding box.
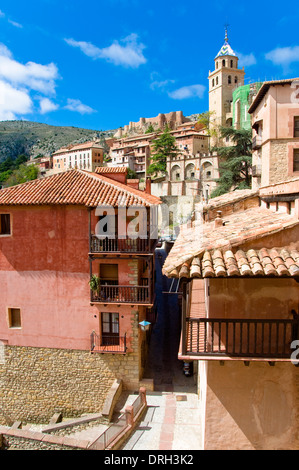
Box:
[162,194,299,450]
[249,78,299,190]
[109,134,155,178]
[161,67,299,449]
[52,140,104,173]
[0,168,160,425]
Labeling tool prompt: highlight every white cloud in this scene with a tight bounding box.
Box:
[150,79,175,90]
[8,20,23,28]
[64,38,101,58]
[168,84,206,100]
[0,43,60,120]
[236,52,256,67]
[0,44,12,58]
[39,98,59,114]
[0,47,59,95]
[150,72,175,91]
[65,33,146,68]
[0,79,33,120]
[64,99,96,114]
[265,45,299,69]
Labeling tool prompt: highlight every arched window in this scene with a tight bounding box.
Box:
[228,75,232,84]
[212,79,215,87]
[222,59,226,67]
[171,164,181,181]
[235,76,238,84]
[185,163,195,180]
[216,76,219,85]
[230,59,233,68]
[216,62,218,69]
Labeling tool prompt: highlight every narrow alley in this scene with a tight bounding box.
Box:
[121,244,202,450]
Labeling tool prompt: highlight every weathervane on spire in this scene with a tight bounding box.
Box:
[224,23,229,43]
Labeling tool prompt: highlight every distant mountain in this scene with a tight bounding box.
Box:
[0,121,116,162]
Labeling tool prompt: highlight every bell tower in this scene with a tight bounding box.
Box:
[208,28,245,146]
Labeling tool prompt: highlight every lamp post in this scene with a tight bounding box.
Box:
[139,320,151,331]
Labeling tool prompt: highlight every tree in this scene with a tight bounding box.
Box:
[147,125,179,177]
[210,126,252,198]
[145,123,155,134]
[5,164,38,187]
[127,168,137,179]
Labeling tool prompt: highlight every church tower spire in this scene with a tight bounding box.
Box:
[208,28,245,146]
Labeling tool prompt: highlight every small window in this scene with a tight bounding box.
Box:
[230,60,233,68]
[216,76,219,85]
[8,308,21,328]
[0,214,11,235]
[212,79,215,87]
[294,149,299,172]
[294,117,299,137]
[222,59,225,67]
[235,76,238,84]
[228,75,232,84]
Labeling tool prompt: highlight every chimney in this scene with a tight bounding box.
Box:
[145,176,151,195]
[214,211,224,228]
[127,179,139,190]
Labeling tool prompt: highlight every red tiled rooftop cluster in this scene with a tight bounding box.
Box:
[0,169,161,207]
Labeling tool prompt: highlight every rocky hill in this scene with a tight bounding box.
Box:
[0,121,116,162]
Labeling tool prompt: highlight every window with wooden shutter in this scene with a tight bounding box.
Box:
[293,149,299,172]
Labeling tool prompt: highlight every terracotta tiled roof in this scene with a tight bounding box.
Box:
[248,78,299,113]
[53,141,103,155]
[168,246,299,279]
[95,167,128,174]
[0,169,161,207]
[162,207,299,278]
[204,189,259,210]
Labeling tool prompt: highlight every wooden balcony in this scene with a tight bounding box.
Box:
[91,285,151,305]
[90,331,127,354]
[184,317,299,360]
[90,235,153,254]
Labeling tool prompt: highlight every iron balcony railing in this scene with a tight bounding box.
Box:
[91,285,151,304]
[185,318,299,359]
[90,331,127,353]
[91,235,152,254]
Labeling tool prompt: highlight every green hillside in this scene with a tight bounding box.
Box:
[0,121,115,162]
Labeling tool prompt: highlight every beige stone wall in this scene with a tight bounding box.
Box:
[0,341,141,426]
[269,140,289,184]
[202,361,299,450]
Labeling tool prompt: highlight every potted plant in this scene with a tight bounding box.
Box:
[89,274,100,300]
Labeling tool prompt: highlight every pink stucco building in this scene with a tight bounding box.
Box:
[0,168,161,423]
[248,78,299,190]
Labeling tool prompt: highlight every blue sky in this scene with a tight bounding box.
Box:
[0,0,299,131]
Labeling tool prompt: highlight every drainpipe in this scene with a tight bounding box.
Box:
[181,280,187,356]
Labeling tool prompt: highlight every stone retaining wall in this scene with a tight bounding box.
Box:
[1,427,90,450]
[0,344,140,426]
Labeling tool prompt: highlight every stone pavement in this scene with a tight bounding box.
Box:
[121,389,202,450]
